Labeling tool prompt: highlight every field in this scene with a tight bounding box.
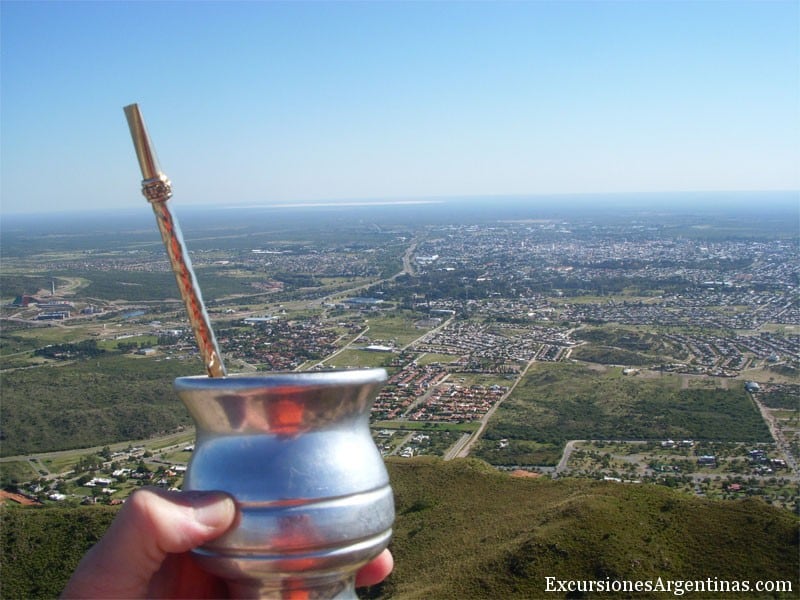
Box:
[0,353,198,457]
[473,363,771,467]
[0,461,40,483]
[416,352,460,365]
[361,311,436,346]
[324,349,396,369]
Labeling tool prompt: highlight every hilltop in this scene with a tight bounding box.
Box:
[378,458,798,598]
[2,458,797,599]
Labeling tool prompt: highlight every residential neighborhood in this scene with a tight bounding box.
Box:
[2,204,797,511]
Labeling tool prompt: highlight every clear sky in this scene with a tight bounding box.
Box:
[1,0,798,214]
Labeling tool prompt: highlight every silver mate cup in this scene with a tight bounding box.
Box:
[175,369,394,599]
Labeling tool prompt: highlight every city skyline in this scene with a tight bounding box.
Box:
[1,0,798,214]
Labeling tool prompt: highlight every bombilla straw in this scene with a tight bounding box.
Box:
[123,103,227,378]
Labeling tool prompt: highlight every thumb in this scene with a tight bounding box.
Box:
[62,487,236,599]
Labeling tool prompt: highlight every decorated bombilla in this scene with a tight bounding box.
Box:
[174,369,394,599]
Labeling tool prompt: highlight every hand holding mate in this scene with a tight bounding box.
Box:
[62,487,393,599]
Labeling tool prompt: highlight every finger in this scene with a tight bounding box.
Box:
[62,487,236,599]
[355,549,394,588]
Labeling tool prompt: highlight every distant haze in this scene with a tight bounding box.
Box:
[2,192,798,237]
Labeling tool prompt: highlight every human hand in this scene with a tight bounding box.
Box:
[61,487,393,599]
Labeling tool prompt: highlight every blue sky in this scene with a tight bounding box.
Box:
[1,1,798,214]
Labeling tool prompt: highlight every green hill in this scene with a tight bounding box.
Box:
[2,458,798,599]
[380,458,798,599]
[0,354,197,457]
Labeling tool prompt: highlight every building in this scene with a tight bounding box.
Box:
[243,316,278,325]
[744,381,760,393]
[343,297,384,307]
[37,302,74,310]
[11,294,40,307]
[37,311,70,320]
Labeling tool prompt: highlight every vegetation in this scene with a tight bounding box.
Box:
[573,326,689,362]
[0,275,67,300]
[377,458,799,599]
[760,385,800,410]
[1,504,117,599]
[34,339,105,360]
[325,349,396,369]
[73,269,255,302]
[361,310,433,346]
[570,344,654,366]
[474,363,771,466]
[2,459,797,599]
[416,353,460,366]
[0,353,199,456]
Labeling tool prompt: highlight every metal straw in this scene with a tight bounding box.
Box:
[123,103,226,378]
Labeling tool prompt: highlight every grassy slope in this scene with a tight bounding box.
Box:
[375,458,798,599]
[0,354,199,456]
[1,505,117,599]
[474,362,771,466]
[2,459,797,599]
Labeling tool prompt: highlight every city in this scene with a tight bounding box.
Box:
[1,200,797,513]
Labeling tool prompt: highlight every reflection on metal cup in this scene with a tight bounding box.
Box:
[174,369,393,599]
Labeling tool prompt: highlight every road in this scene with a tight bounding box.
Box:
[388,432,417,456]
[400,240,417,277]
[305,327,370,370]
[0,429,196,478]
[401,315,454,352]
[295,238,418,311]
[449,357,536,460]
[748,391,799,475]
[442,433,472,461]
[554,439,586,476]
[550,438,798,484]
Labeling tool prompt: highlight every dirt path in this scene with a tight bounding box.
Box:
[749,392,798,474]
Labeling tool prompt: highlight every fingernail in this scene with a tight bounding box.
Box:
[193,493,236,529]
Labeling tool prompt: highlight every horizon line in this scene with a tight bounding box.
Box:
[1,189,797,218]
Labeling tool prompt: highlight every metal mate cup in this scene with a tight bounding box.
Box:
[174,369,394,599]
